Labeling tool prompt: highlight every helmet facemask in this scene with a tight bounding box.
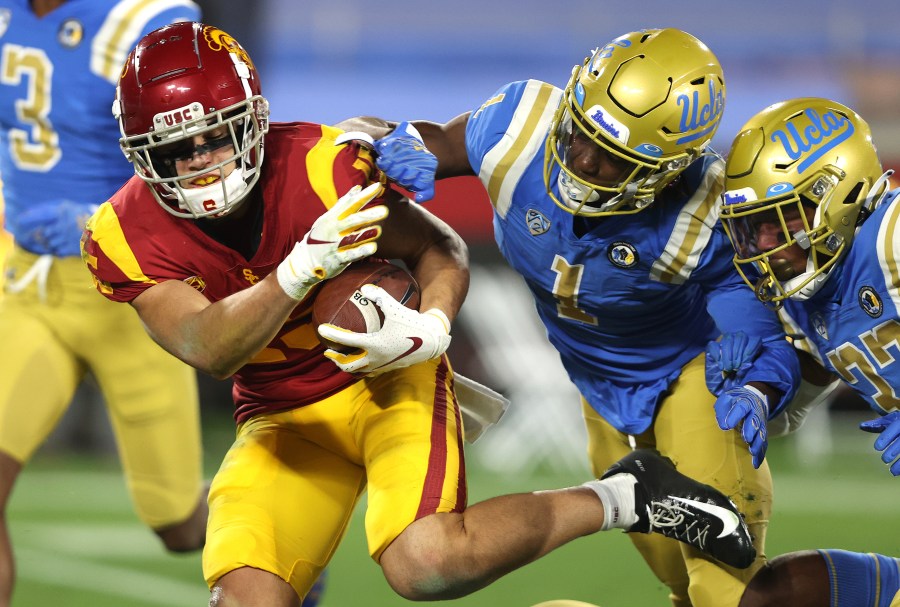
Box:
[120,96,269,219]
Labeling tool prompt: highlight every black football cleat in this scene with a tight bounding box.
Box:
[601,448,756,569]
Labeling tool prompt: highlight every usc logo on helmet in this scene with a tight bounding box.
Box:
[203,26,255,69]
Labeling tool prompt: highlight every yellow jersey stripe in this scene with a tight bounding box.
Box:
[307,125,350,209]
[88,202,155,285]
[878,195,900,310]
[91,0,199,84]
[479,80,561,219]
[650,159,725,284]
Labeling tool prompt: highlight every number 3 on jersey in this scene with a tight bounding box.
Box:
[2,43,61,171]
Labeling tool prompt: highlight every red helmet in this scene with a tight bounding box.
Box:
[114,22,269,218]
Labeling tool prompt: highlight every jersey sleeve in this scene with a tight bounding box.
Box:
[316,124,381,204]
[465,79,562,217]
[82,201,158,303]
[91,0,202,84]
[874,190,900,307]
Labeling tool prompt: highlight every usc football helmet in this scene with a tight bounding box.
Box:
[544,28,725,216]
[720,98,892,306]
[113,22,269,218]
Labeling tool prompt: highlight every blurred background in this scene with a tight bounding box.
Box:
[10,1,900,605]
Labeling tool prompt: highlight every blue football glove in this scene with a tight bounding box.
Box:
[373,121,437,203]
[714,385,769,469]
[705,331,763,395]
[859,411,900,476]
[14,200,97,257]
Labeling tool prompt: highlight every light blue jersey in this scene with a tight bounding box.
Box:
[465,80,798,433]
[779,190,900,415]
[0,0,199,241]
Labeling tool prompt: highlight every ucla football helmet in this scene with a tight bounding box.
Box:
[720,98,891,306]
[114,22,269,218]
[544,28,725,216]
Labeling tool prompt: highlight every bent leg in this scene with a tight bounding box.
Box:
[203,403,366,606]
[0,283,82,607]
[361,359,605,600]
[583,401,691,606]
[380,487,604,600]
[741,549,900,607]
[0,453,21,607]
[739,550,827,607]
[89,300,206,552]
[653,353,771,607]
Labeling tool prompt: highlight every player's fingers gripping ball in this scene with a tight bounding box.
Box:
[276,182,388,300]
[317,278,450,375]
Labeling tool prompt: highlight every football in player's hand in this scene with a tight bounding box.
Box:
[312,259,420,351]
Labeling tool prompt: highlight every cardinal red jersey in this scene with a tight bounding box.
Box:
[83,122,380,423]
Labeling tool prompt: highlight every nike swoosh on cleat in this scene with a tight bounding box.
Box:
[668,496,740,539]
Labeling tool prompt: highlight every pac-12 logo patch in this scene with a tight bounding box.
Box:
[607,241,638,268]
[525,209,551,236]
[858,286,883,318]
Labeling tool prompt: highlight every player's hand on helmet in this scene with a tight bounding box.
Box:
[860,410,900,476]
[277,183,388,301]
[705,331,763,395]
[15,200,97,257]
[714,385,769,469]
[318,284,451,375]
[373,122,437,203]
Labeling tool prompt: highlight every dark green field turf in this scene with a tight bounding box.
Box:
[9,413,899,607]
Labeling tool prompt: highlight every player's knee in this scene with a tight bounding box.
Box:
[739,551,826,607]
[382,544,459,600]
[154,504,208,553]
[380,518,470,601]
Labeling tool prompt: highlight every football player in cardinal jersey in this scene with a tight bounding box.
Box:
[709,98,900,607]
[83,22,759,606]
[0,1,207,604]
[335,28,802,607]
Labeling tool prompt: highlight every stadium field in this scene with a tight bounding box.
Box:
[9,411,898,607]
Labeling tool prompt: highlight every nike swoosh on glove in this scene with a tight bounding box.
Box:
[860,410,900,476]
[317,284,451,375]
[714,385,769,469]
[276,183,387,301]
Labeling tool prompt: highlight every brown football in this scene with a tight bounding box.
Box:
[312,259,420,351]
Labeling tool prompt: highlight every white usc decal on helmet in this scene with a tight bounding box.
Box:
[153,102,205,132]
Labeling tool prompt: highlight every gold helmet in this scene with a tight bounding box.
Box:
[720,98,891,306]
[544,28,725,216]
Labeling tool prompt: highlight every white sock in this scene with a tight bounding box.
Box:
[584,473,638,531]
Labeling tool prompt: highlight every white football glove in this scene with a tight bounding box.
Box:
[318,283,451,375]
[276,182,388,300]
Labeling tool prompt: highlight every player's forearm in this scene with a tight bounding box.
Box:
[413,246,470,324]
[144,276,299,379]
[193,276,300,378]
